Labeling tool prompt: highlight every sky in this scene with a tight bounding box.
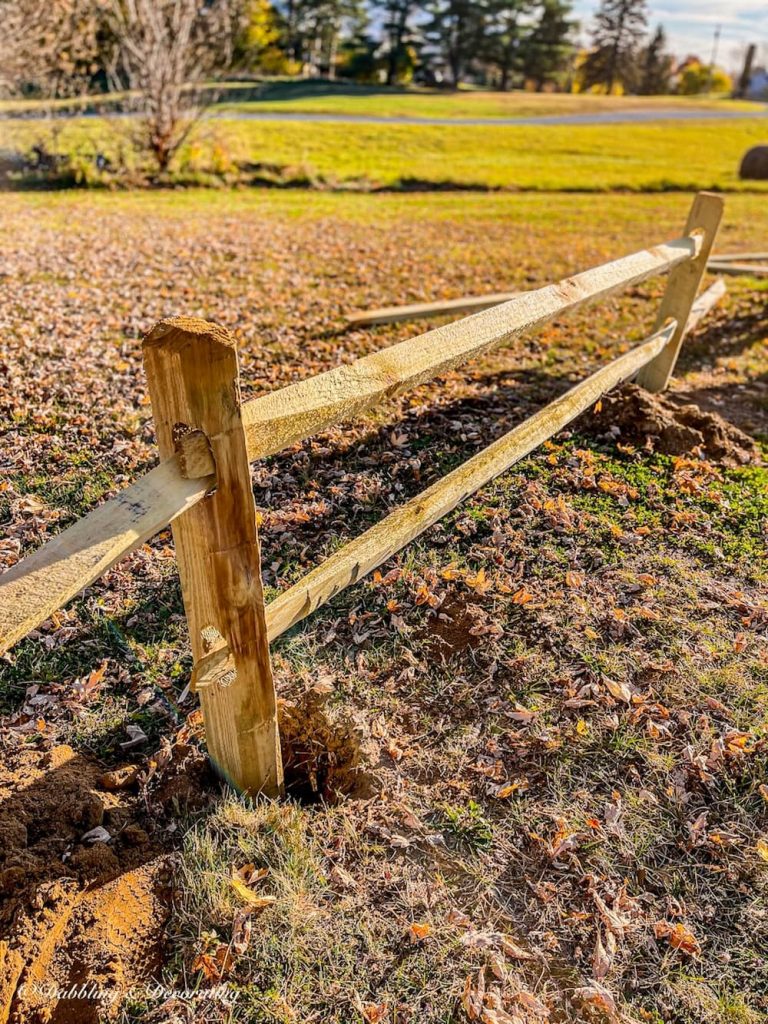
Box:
[571,0,768,71]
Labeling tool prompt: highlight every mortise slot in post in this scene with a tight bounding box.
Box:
[177,430,216,479]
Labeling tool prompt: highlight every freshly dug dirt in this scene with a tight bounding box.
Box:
[0,742,208,1024]
[279,688,379,805]
[580,384,761,466]
[422,594,484,661]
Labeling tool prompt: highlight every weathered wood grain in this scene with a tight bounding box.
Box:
[637,192,723,393]
[242,234,700,462]
[143,317,283,797]
[264,319,678,641]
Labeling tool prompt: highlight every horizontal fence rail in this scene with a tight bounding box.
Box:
[0,459,213,657]
[0,235,715,659]
[241,235,701,461]
[0,192,727,795]
[346,255,752,329]
[346,291,522,327]
[0,278,724,661]
[266,275,727,642]
[265,319,677,641]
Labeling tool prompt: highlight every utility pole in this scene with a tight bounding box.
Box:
[708,24,721,92]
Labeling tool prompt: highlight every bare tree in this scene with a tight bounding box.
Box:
[0,0,104,97]
[102,0,243,174]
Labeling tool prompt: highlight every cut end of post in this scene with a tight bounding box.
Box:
[143,317,237,352]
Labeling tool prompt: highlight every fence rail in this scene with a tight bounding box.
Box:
[0,191,725,796]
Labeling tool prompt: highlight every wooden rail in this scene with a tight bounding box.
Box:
[707,262,768,278]
[241,235,700,460]
[263,275,724,638]
[346,291,522,327]
[0,192,726,795]
[264,319,677,640]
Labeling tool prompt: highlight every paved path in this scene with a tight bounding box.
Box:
[213,107,767,127]
[3,106,766,127]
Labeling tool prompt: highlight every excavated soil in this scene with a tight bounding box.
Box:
[0,742,210,1024]
[279,688,379,805]
[579,384,762,466]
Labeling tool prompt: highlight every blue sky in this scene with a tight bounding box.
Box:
[571,0,768,70]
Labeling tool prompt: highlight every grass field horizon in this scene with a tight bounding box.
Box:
[2,80,765,119]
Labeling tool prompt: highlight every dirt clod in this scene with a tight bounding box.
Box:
[98,765,141,791]
[121,824,149,847]
[582,384,761,466]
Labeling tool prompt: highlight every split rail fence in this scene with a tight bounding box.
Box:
[0,191,726,797]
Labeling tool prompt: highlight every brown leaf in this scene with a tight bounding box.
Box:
[573,983,617,1019]
[654,920,701,956]
[592,927,615,980]
[362,1003,388,1023]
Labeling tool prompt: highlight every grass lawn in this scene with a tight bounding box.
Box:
[0,189,767,1024]
[215,82,766,120]
[2,81,764,119]
[2,114,768,192]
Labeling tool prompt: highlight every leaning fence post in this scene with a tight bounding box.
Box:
[636,191,724,393]
[142,317,283,797]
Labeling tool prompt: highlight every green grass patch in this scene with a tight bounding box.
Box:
[3,115,768,192]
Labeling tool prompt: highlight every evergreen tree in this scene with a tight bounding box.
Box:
[485,0,531,92]
[280,0,367,76]
[581,0,647,93]
[522,0,574,90]
[637,24,671,94]
[378,0,420,85]
[421,0,488,87]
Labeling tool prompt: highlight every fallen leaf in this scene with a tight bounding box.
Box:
[231,876,277,909]
[362,1003,388,1023]
[603,678,632,703]
[407,921,431,943]
[573,983,617,1019]
[654,920,701,956]
[81,826,111,844]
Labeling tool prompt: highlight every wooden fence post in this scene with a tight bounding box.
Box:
[636,191,724,393]
[143,317,283,797]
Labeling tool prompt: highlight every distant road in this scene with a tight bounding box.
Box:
[214,107,768,127]
[2,106,766,127]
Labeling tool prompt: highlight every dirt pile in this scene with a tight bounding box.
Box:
[0,742,209,1024]
[581,384,761,466]
[279,687,379,805]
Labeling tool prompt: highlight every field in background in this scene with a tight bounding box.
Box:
[1,188,766,1023]
[216,82,766,119]
[3,114,768,192]
[1,81,765,119]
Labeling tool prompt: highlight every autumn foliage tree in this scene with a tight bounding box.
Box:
[0,0,105,97]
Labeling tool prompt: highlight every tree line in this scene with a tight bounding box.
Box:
[1,0,706,100]
[0,0,730,177]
